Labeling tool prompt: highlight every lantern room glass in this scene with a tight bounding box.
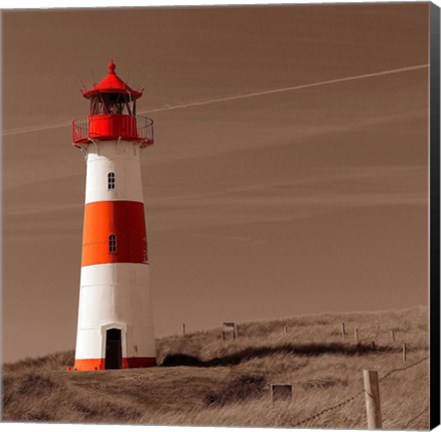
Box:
[90,94,137,116]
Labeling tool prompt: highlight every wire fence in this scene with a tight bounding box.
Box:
[379,356,428,382]
[290,355,429,428]
[292,388,365,427]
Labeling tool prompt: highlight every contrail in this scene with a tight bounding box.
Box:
[3,121,73,136]
[140,63,429,115]
[3,63,428,137]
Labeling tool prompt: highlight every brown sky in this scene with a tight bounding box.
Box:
[2,3,429,362]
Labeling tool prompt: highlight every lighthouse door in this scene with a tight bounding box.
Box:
[105,328,122,369]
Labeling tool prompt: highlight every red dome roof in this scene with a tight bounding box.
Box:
[82,60,143,100]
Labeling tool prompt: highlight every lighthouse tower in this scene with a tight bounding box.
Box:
[71,60,156,371]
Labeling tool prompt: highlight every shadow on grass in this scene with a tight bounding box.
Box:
[161,342,399,367]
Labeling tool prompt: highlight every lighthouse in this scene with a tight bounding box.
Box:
[71,60,156,371]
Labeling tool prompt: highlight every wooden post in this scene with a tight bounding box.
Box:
[391,329,396,343]
[341,322,346,338]
[284,325,288,335]
[363,370,382,429]
[371,341,376,351]
[182,323,186,336]
[402,343,407,364]
[354,328,359,344]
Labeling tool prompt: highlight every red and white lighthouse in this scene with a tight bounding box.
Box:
[71,60,156,371]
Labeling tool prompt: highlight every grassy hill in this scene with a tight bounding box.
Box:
[2,306,429,428]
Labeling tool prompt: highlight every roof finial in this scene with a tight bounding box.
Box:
[108,57,116,74]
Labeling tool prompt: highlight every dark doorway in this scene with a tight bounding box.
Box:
[105,328,122,369]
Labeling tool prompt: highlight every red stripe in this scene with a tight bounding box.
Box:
[72,357,156,371]
[81,201,148,266]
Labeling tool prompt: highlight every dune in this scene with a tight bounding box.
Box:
[3,306,429,428]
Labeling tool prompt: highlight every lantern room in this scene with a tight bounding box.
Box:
[72,60,154,147]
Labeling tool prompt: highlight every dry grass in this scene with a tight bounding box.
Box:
[2,306,429,429]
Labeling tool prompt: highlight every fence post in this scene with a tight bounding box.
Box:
[402,343,407,364]
[363,370,382,429]
[341,322,346,338]
[182,323,186,336]
[354,328,359,344]
[284,325,288,335]
[391,330,396,343]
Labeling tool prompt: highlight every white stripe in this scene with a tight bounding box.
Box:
[84,140,144,204]
[3,64,428,137]
[75,263,155,359]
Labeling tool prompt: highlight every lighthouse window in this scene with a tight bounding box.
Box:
[109,235,117,253]
[108,172,116,190]
[90,95,107,115]
[103,93,125,115]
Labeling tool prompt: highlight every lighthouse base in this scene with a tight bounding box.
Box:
[72,357,156,371]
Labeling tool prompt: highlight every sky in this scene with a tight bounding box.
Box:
[2,2,430,363]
